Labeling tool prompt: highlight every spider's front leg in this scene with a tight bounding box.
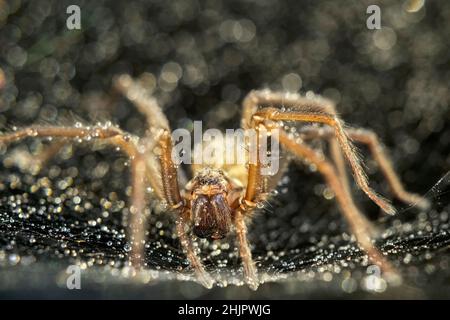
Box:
[299,126,430,210]
[0,126,149,268]
[238,90,402,285]
[114,74,213,287]
[243,90,397,215]
[277,130,396,275]
[234,209,259,290]
[233,125,269,291]
[176,212,215,289]
[158,131,215,289]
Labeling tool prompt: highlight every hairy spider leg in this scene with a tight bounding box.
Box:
[243,90,351,194]
[233,123,267,290]
[299,126,430,210]
[277,130,396,275]
[158,130,215,289]
[0,126,148,267]
[243,90,396,215]
[115,75,214,288]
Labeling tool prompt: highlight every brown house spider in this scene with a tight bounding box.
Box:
[0,75,428,290]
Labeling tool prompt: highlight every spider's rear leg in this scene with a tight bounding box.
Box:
[2,138,68,176]
[300,126,430,210]
[114,73,192,196]
[0,126,149,268]
[113,74,170,132]
[278,130,397,276]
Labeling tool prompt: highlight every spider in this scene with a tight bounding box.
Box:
[0,74,428,290]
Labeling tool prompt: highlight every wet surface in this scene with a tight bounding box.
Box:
[0,0,449,298]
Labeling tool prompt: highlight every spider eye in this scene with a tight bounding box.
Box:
[191,194,231,240]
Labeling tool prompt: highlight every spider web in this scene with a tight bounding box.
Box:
[0,156,448,298]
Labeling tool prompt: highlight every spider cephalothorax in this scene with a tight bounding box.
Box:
[0,74,429,290]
